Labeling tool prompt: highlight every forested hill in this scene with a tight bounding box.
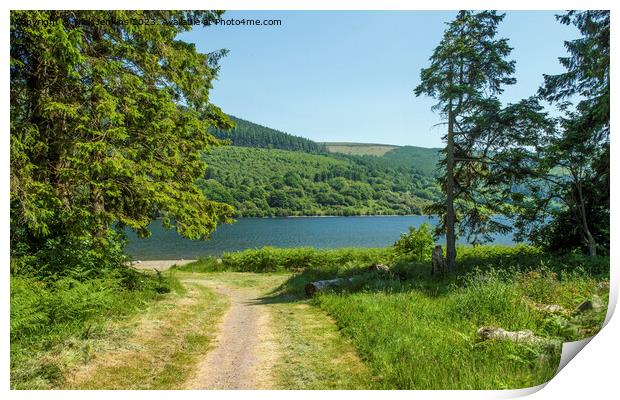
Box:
[324,143,442,177]
[201,146,440,217]
[211,115,327,153]
[202,117,444,217]
[211,116,442,177]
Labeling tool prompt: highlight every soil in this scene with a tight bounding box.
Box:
[184,283,278,389]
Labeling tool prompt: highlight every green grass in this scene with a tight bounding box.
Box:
[10,271,177,389]
[270,300,376,389]
[185,244,609,389]
[312,268,607,389]
[323,142,399,156]
[299,247,609,389]
[66,279,228,389]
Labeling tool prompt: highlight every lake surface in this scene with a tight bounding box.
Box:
[125,216,517,260]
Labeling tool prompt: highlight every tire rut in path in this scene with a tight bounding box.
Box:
[185,282,278,389]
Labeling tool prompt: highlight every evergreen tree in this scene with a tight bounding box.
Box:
[512,11,610,256]
[414,11,517,270]
[10,11,234,272]
[211,115,326,153]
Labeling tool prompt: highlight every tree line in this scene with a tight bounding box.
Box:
[211,115,328,154]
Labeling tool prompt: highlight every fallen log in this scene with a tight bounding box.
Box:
[305,277,358,296]
[477,326,562,352]
[305,263,390,296]
[477,326,543,344]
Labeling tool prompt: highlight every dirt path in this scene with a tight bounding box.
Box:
[61,272,371,390]
[184,282,278,389]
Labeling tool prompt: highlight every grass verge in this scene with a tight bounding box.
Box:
[10,271,180,389]
[64,278,228,389]
[269,299,376,389]
[306,259,608,388]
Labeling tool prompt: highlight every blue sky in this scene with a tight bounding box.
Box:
[179,11,579,148]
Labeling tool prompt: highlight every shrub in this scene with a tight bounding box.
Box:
[175,246,393,273]
[393,223,434,262]
[10,228,129,281]
[455,244,609,277]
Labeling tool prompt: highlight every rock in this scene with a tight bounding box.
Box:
[368,263,389,273]
[592,294,604,311]
[215,258,223,264]
[597,281,610,291]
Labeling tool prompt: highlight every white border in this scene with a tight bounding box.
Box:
[2,1,617,399]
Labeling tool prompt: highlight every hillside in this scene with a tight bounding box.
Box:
[211,115,327,154]
[201,146,440,217]
[322,142,398,156]
[325,142,442,177]
[380,146,442,177]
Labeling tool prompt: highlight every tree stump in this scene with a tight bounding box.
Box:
[368,263,390,273]
[431,245,447,276]
[575,295,603,314]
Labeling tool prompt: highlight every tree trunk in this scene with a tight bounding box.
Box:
[445,106,457,270]
[585,231,597,257]
[575,179,597,256]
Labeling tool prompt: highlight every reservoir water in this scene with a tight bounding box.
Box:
[125,216,517,260]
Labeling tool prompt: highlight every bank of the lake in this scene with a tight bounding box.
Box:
[125,216,517,260]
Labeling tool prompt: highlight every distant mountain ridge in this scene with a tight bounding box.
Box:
[211,116,442,177]
[321,142,399,156]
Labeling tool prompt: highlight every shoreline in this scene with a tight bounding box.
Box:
[233,214,433,219]
[129,259,197,271]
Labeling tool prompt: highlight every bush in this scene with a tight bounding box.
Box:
[455,244,609,277]
[10,272,170,343]
[175,246,393,273]
[11,228,129,281]
[393,223,434,261]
